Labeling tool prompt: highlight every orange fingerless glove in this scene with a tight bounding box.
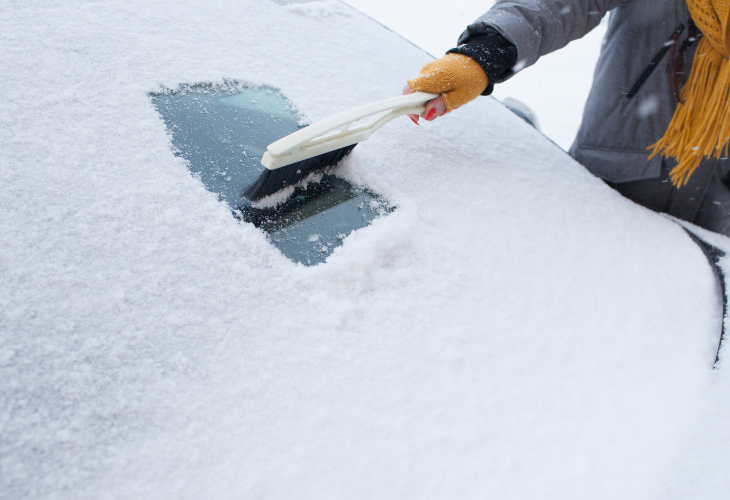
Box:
[407,53,488,112]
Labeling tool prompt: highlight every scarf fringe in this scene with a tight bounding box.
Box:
[650,34,730,186]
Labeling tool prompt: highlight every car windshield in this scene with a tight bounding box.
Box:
[151,83,391,265]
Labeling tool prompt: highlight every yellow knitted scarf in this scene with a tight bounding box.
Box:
[650,0,730,186]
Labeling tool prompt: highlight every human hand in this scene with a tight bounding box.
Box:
[404,53,488,124]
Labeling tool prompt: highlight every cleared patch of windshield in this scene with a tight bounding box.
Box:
[150,83,391,265]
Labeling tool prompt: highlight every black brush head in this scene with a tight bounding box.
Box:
[242,144,357,202]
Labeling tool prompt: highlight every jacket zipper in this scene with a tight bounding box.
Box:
[627,23,685,99]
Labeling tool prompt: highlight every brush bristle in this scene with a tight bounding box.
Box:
[242,144,357,202]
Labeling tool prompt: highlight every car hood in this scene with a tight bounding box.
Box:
[0,0,725,498]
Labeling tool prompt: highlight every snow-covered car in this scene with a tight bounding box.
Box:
[1,1,728,498]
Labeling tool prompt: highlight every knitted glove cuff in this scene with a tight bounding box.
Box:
[446,27,517,96]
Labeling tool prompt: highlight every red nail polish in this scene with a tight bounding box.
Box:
[439,109,447,117]
[426,108,436,120]
[409,116,420,126]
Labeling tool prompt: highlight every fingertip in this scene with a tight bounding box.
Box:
[423,97,446,121]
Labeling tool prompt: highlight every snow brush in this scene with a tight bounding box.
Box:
[242,91,438,202]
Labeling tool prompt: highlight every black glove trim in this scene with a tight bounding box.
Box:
[446,26,517,96]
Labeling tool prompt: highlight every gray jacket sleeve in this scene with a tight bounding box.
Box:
[459,0,625,77]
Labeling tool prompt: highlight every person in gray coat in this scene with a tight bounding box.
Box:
[406,0,730,236]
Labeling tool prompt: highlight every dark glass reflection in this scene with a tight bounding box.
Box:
[151,83,392,265]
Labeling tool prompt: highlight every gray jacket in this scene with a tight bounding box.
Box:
[461,0,696,183]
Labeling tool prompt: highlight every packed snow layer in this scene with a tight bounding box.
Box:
[647,222,730,500]
[0,1,724,499]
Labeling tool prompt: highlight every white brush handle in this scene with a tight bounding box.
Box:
[261,92,439,170]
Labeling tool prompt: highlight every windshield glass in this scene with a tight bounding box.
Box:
[151,83,391,265]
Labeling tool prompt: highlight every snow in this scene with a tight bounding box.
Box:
[0,0,726,499]
[284,0,351,17]
[658,364,730,498]
[647,220,730,500]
